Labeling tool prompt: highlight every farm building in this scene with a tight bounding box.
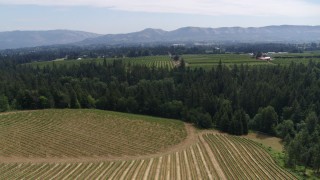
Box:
[258,56,272,61]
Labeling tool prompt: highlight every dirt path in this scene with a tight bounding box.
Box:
[0,123,197,164]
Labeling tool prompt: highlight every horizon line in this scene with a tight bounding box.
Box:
[1,24,320,34]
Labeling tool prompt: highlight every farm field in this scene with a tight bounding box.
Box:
[184,52,320,68]
[26,54,271,69]
[26,51,320,70]
[127,56,175,69]
[271,52,320,65]
[0,110,297,179]
[183,54,274,68]
[27,55,175,69]
[0,134,296,179]
[0,109,186,157]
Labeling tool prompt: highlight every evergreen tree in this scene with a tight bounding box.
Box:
[253,106,278,134]
[38,96,50,109]
[0,94,9,112]
[70,90,81,109]
[276,120,295,139]
[230,108,247,135]
[285,112,320,173]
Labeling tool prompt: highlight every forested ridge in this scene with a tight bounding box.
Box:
[0,58,320,173]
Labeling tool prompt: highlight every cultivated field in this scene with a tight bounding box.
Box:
[27,51,320,70]
[0,109,186,157]
[271,51,320,65]
[27,56,175,69]
[127,56,175,69]
[184,52,320,68]
[183,54,273,69]
[0,134,296,179]
[0,110,297,179]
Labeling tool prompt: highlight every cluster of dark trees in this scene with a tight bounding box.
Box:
[1,54,320,172]
[280,112,320,174]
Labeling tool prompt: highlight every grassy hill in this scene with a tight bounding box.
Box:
[0,109,186,157]
[0,30,100,49]
[0,134,297,179]
[0,109,298,179]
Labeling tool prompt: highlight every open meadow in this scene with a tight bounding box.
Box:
[0,109,298,179]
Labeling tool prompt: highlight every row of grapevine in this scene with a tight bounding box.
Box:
[127,56,174,69]
[202,134,297,179]
[0,133,297,179]
[0,146,215,179]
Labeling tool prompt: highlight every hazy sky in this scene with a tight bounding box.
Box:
[0,0,319,34]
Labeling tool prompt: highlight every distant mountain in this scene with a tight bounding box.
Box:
[0,30,101,49]
[79,28,168,45]
[1,26,319,50]
[79,25,320,45]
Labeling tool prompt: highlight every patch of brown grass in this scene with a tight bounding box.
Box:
[244,132,283,152]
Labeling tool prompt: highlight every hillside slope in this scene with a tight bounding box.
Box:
[0,30,100,49]
[0,109,297,179]
[2,25,319,49]
[79,25,320,45]
[0,109,186,157]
